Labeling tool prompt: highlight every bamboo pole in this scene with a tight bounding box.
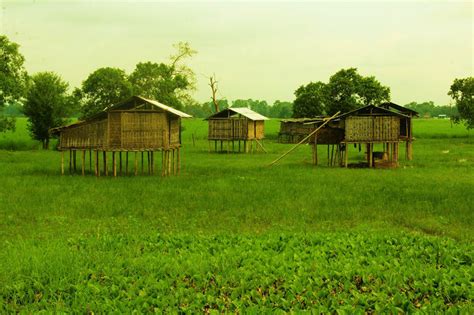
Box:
[173,149,176,175]
[134,152,138,176]
[345,143,349,168]
[162,150,165,177]
[141,152,144,174]
[119,152,122,175]
[255,139,267,153]
[95,150,99,177]
[104,151,108,176]
[82,150,85,176]
[314,134,318,166]
[73,150,77,172]
[61,151,64,175]
[113,151,116,177]
[177,148,181,174]
[89,150,92,172]
[168,150,172,175]
[125,152,129,175]
[69,150,72,173]
[268,111,340,167]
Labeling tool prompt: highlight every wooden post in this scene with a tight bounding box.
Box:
[162,150,165,177]
[147,152,151,174]
[173,149,176,175]
[95,150,99,177]
[177,147,181,174]
[73,150,77,172]
[168,150,172,175]
[141,151,144,174]
[394,142,399,163]
[69,150,72,173]
[82,150,85,176]
[327,145,330,166]
[406,141,413,161]
[103,151,108,176]
[125,152,129,175]
[369,143,373,168]
[134,151,138,176]
[314,135,318,166]
[113,151,116,177]
[151,151,154,175]
[344,143,348,168]
[89,150,92,172]
[119,152,122,175]
[61,151,64,175]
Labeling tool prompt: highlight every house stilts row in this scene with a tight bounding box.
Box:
[50,95,192,176]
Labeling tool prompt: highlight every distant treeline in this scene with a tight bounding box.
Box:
[2,99,458,119]
[404,101,458,118]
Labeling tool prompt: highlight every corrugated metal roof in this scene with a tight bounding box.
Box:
[206,107,268,120]
[230,107,268,120]
[136,96,192,118]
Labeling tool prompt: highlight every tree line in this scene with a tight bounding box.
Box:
[1,35,473,149]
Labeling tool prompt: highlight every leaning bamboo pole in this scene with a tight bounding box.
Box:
[268,111,340,167]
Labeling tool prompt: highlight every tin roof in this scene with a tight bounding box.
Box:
[206,107,268,120]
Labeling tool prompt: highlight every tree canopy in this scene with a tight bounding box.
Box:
[79,67,133,119]
[0,35,29,132]
[293,82,326,118]
[292,68,391,117]
[448,77,474,129]
[23,72,72,149]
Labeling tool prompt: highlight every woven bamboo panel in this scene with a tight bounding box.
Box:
[255,121,265,139]
[120,112,168,149]
[108,112,121,147]
[59,119,107,149]
[169,116,180,145]
[345,116,399,142]
[208,118,249,140]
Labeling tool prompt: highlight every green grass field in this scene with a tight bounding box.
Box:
[0,118,473,312]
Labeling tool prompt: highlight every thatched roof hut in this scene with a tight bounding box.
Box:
[206,107,268,153]
[50,95,191,176]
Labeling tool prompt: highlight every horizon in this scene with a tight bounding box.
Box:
[2,0,472,106]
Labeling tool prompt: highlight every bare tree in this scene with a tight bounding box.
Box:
[209,74,220,113]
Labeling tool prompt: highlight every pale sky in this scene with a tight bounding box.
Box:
[1,0,472,105]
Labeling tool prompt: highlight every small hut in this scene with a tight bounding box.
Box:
[50,95,192,176]
[206,107,268,153]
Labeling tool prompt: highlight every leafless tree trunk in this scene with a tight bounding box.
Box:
[209,75,219,113]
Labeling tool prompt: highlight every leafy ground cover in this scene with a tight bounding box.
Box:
[0,118,472,312]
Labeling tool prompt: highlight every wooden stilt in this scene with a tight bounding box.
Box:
[327,145,330,166]
[125,152,129,175]
[151,151,154,175]
[239,140,241,153]
[314,135,318,166]
[177,147,181,174]
[167,150,171,175]
[406,141,413,161]
[369,143,373,168]
[95,150,99,177]
[103,151,108,176]
[147,152,151,174]
[141,152,144,174]
[89,150,92,172]
[69,150,72,173]
[82,150,85,176]
[73,150,77,172]
[394,142,399,163]
[113,151,116,177]
[344,143,348,168]
[134,152,138,176]
[61,151,64,175]
[119,152,122,175]
[173,149,176,175]
[162,150,165,177]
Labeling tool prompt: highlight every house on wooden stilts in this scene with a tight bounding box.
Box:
[50,95,192,177]
[206,107,268,153]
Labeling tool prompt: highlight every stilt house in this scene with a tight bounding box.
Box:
[50,95,192,176]
[206,107,268,153]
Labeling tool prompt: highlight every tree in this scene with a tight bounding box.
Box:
[209,75,220,113]
[23,72,71,149]
[448,77,474,129]
[79,67,132,119]
[325,68,390,115]
[269,100,292,118]
[0,35,29,132]
[293,82,327,118]
[129,42,197,110]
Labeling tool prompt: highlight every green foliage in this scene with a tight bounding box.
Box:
[325,68,390,115]
[0,35,29,132]
[448,77,474,129]
[23,72,71,149]
[268,100,292,118]
[79,67,133,119]
[404,101,458,118]
[293,82,326,118]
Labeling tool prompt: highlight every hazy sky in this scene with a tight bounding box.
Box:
[1,0,472,105]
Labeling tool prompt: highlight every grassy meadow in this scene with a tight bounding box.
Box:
[0,118,473,312]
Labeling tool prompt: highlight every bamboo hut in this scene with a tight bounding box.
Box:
[50,95,192,176]
[206,107,268,153]
[272,103,418,168]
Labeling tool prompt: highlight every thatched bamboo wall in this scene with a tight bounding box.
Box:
[345,116,400,142]
[208,118,264,140]
[58,111,181,150]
